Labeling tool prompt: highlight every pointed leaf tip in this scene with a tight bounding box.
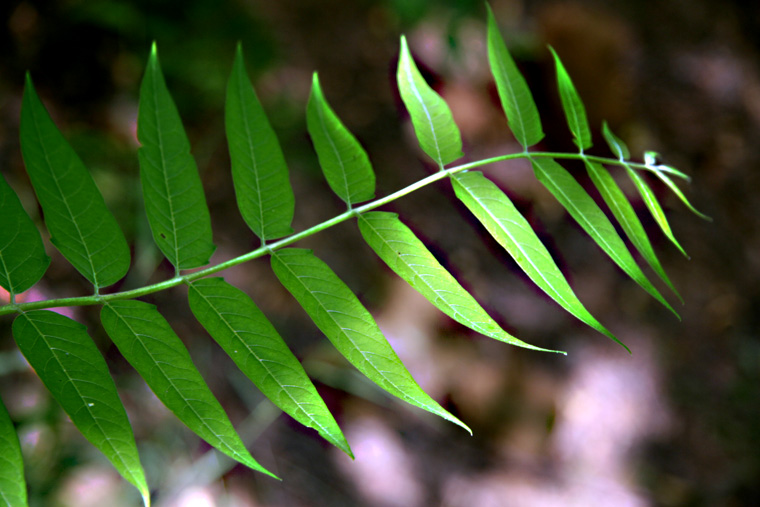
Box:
[549,45,592,151]
[272,248,471,433]
[486,3,544,148]
[451,171,628,352]
[188,278,352,457]
[21,71,131,288]
[307,72,375,206]
[358,211,563,354]
[226,48,295,239]
[397,34,463,167]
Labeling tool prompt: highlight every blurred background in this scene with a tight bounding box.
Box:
[1,0,758,505]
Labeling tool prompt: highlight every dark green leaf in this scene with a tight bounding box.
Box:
[0,173,49,296]
[188,278,352,456]
[307,73,375,207]
[626,166,688,257]
[486,4,543,148]
[226,45,295,241]
[451,171,627,350]
[532,157,676,316]
[548,46,591,151]
[101,300,277,479]
[138,43,216,270]
[0,395,27,507]
[12,311,149,504]
[271,248,470,432]
[358,211,562,354]
[20,75,130,290]
[397,36,463,167]
[585,160,681,301]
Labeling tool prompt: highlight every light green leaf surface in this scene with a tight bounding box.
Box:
[585,160,681,301]
[652,170,711,221]
[226,45,295,241]
[486,4,543,148]
[101,300,276,479]
[271,248,470,432]
[12,311,150,506]
[397,35,463,167]
[188,278,352,457]
[0,173,50,296]
[548,46,591,151]
[20,75,130,290]
[601,121,630,160]
[358,212,562,354]
[307,73,375,207]
[626,166,688,257]
[451,171,627,350]
[532,157,676,316]
[138,43,215,270]
[0,395,27,507]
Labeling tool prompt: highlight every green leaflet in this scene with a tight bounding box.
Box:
[451,171,627,351]
[226,45,295,241]
[0,173,50,296]
[652,170,711,221]
[12,311,150,506]
[601,121,630,160]
[19,75,130,290]
[585,160,682,302]
[531,157,677,316]
[307,73,375,207]
[0,395,27,507]
[187,278,352,457]
[548,46,592,152]
[397,35,463,167]
[138,43,216,270]
[626,166,688,257]
[358,212,563,354]
[271,248,470,433]
[486,4,543,148]
[100,300,277,479]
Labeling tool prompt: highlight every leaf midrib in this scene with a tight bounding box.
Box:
[106,303,248,463]
[149,67,181,269]
[22,314,137,484]
[30,106,100,288]
[275,253,437,410]
[191,286,335,439]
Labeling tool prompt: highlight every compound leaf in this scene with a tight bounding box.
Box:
[626,166,688,257]
[532,157,676,316]
[271,248,470,433]
[358,212,562,354]
[12,310,150,506]
[397,35,463,167]
[451,171,627,351]
[188,278,352,457]
[585,160,681,301]
[138,43,215,270]
[548,46,591,151]
[307,73,375,207]
[226,45,295,241]
[0,173,50,296]
[486,4,543,148]
[0,395,27,507]
[20,75,130,290]
[101,300,276,479]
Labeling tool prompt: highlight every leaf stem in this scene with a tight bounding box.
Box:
[0,151,683,316]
